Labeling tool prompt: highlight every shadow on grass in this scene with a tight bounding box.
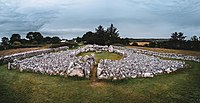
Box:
[0,70,30,103]
[8,69,89,81]
[98,79,130,85]
[67,76,88,81]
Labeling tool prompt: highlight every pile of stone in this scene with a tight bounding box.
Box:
[97,49,186,80]
[131,48,200,62]
[0,46,69,65]
[8,45,119,78]
[74,45,125,56]
[9,50,95,78]
[8,45,197,80]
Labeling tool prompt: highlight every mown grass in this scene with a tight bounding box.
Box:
[0,61,200,103]
[77,51,123,63]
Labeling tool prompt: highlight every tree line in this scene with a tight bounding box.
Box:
[1,24,129,50]
[148,32,200,51]
[75,24,129,45]
[1,25,200,51]
[1,32,61,50]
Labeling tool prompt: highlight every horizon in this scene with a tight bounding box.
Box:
[1,0,200,39]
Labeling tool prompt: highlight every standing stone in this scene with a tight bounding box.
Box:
[108,45,114,52]
[8,62,11,70]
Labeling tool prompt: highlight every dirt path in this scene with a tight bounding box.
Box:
[90,65,98,82]
[89,65,106,87]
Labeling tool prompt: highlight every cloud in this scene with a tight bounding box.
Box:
[0,0,200,39]
[40,28,91,39]
[0,0,66,36]
[125,0,200,26]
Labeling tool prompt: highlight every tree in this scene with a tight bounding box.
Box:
[1,37,10,50]
[51,37,61,44]
[1,37,9,45]
[26,32,44,43]
[191,35,199,42]
[26,32,34,41]
[188,35,200,50]
[10,34,21,44]
[82,31,93,40]
[44,36,52,44]
[95,25,105,34]
[93,24,120,45]
[94,25,106,45]
[169,32,187,49]
[34,32,44,43]
[106,24,120,44]
[20,39,29,44]
[120,38,130,45]
[82,24,122,45]
[170,32,186,41]
[106,24,119,37]
[170,32,179,41]
[82,31,95,44]
[177,32,186,41]
[76,37,82,43]
[148,42,157,47]
[12,41,22,46]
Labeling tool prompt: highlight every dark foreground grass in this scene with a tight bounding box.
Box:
[0,61,200,103]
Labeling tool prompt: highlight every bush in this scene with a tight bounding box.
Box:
[13,41,22,46]
[131,42,138,46]
[0,45,4,50]
[32,41,38,44]
[113,44,124,46]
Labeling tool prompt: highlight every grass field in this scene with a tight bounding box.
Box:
[0,61,200,103]
[77,51,123,63]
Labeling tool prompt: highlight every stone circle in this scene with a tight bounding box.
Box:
[7,45,199,80]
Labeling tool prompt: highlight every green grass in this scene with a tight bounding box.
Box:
[0,61,200,103]
[77,51,123,63]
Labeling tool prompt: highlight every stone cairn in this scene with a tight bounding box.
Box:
[7,45,200,79]
[0,46,69,65]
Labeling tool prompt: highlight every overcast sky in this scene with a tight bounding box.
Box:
[0,0,200,39]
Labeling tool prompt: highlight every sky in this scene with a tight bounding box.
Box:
[0,0,200,39]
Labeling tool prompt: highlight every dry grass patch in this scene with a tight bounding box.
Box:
[90,81,107,87]
[0,48,42,56]
[136,42,150,46]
